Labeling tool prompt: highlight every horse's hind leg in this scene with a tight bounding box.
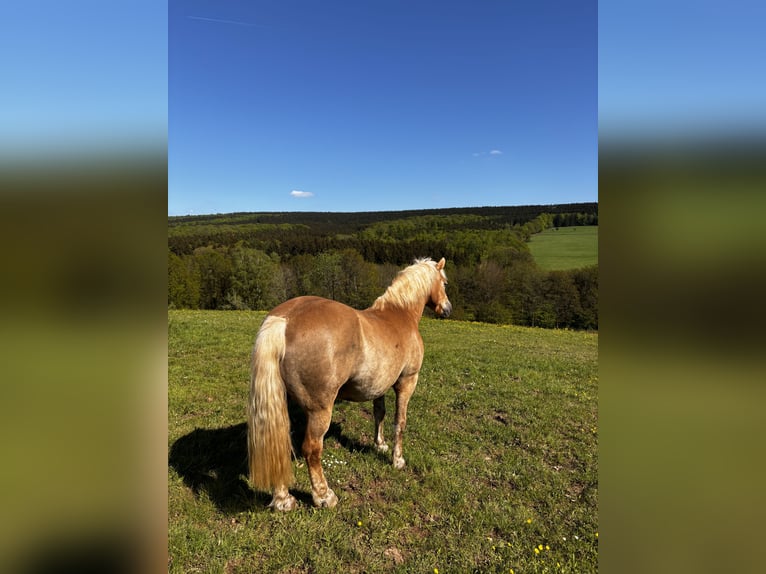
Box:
[373,395,389,452]
[268,484,297,512]
[302,407,338,508]
[392,373,419,470]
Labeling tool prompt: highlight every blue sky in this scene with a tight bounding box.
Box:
[1,1,166,158]
[599,0,766,139]
[3,1,762,212]
[169,0,597,215]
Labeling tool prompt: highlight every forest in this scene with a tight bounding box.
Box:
[168,203,598,329]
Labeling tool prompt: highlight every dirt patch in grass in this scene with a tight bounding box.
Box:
[383,546,405,566]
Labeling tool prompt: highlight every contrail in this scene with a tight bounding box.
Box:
[187,15,256,27]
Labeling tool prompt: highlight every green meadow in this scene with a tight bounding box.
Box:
[528,226,598,271]
[169,310,598,573]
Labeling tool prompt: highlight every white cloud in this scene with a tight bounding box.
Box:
[290,190,314,198]
[489,149,503,155]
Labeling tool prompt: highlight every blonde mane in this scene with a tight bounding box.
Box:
[370,258,446,311]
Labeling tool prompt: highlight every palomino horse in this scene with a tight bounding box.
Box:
[247,257,451,510]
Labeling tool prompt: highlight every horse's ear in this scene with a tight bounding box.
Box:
[436,257,445,270]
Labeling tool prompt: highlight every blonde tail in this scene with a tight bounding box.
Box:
[247,315,294,491]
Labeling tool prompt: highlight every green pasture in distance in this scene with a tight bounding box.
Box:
[528,226,598,270]
[168,310,598,574]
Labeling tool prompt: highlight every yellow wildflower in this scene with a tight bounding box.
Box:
[534,548,540,555]
[357,521,362,527]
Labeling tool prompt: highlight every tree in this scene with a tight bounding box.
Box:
[309,251,344,300]
[543,271,582,328]
[168,250,200,308]
[337,249,379,308]
[571,265,598,329]
[439,264,472,321]
[227,246,283,310]
[193,246,232,309]
[287,254,317,297]
[473,261,512,324]
[506,260,544,326]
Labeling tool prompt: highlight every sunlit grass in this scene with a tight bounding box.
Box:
[528,226,598,270]
[169,310,598,573]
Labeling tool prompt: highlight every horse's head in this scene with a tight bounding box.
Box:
[427,258,452,318]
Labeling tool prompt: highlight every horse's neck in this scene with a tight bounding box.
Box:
[369,301,424,325]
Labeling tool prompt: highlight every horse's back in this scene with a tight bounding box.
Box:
[270,296,360,334]
[269,296,363,355]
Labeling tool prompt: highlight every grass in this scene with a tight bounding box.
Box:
[169,310,598,573]
[528,226,598,270]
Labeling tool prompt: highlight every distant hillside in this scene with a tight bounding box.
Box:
[168,202,598,264]
[169,202,597,232]
[168,202,598,329]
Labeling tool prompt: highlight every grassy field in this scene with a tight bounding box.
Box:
[528,227,598,270]
[169,310,598,573]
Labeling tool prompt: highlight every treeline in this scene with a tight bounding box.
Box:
[169,203,597,232]
[168,203,597,266]
[168,204,598,330]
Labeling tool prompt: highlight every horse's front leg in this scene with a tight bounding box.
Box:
[392,372,419,470]
[302,407,338,508]
[373,395,389,452]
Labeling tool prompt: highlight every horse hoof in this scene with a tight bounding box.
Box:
[375,443,389,453]
[268,494,297,512]
[313,488,338,509]
[393,457,406,470]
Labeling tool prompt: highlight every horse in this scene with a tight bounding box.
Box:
[247,257,452,511]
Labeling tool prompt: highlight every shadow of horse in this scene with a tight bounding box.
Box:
[168,422,267,513]
[169,400,387,513]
